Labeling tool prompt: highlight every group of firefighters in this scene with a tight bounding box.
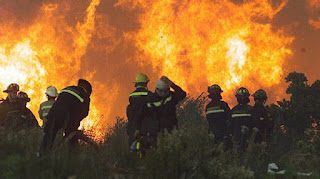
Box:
[0,73,274,156]
[0,79,92,156]
[127,73,274,155]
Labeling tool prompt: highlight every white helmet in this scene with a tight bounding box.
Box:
[46,86,58,97]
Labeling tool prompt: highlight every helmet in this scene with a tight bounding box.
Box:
[235,87,250,97]
[3,83,19,93]
[134,73,149,83]
[17,91,30,102]
[252,89,267,100]
[208,84,223,94]
[78,79,92,96]
[46,86,59,97]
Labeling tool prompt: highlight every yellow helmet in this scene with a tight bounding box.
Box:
[134,73,150,83]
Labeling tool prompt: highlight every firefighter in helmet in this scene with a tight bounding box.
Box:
[229,87,253,153]
[206,84,230,144]
[39,86,59,129]
[3,91,39,130]
[126,73,152,146]
[251,89,274,144]
[0,83,20,125]
[135,76,186,151]
[39,79,92,156]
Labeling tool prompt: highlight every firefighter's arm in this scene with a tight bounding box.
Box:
[171,83,187,101]
[38,105,43,120]
[134,102,146,133]
[227,110,233,136]
[81,98,90,119]
[28,109,40,128]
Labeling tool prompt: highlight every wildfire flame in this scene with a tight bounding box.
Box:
[0,0,113,140]
[118,0,294,102]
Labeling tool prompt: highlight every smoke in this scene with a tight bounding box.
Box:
[307,0,320,29]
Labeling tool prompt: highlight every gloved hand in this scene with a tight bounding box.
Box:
[160,76,173,87]
[134,130,140,139]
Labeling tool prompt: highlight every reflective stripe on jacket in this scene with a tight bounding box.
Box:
[147,96,172,107]
[231,113,251,118]
[129,92,148,97]
[60,89,84,102]
[39,99,56,120]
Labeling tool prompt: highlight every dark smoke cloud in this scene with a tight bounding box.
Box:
[272,0,320,83]
[0,0,44,27]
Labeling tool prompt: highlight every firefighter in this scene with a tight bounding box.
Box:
[39,79,92,156]
[135,76,186,150]
[126,73,152,146]
[39,86,59,129]
[251,89,274,144]
[229,87,253,153]
[39,86,58,128]
[0,83,20,125]
[3,91,39,130]
[206,84,230,144]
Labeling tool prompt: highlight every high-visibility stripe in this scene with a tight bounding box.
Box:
[164,96,172,104]
[7,110,20,114]
[259,117,264,120]
[60,89,84,103]
[43,112,49,117]
[136,142,140,150]
[129,92,148,97]
[207,106,221,111]
[41,105,52,110]
[206,109,225,115]
[147,101,161,107]
[147,96,172,107]
[231,113,251,118]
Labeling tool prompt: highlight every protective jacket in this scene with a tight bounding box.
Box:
[206,100,230,140]
[251,103,274,143]
[40,86,90,154]
[0,99,19,126]
[3,106,39,130]
[136,83,186,136]
[229,104,253,147]
[126,87,152,144]
[39,99,56,128]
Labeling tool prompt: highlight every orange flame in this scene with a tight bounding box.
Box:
[0,0,117,140]
[118,0,294,102]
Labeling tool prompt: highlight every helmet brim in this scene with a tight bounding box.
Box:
[3,89,17,93]
[45,93,58,97]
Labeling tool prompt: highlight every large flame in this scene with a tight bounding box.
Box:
[118,0,294,102]
[0,0,116,140]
